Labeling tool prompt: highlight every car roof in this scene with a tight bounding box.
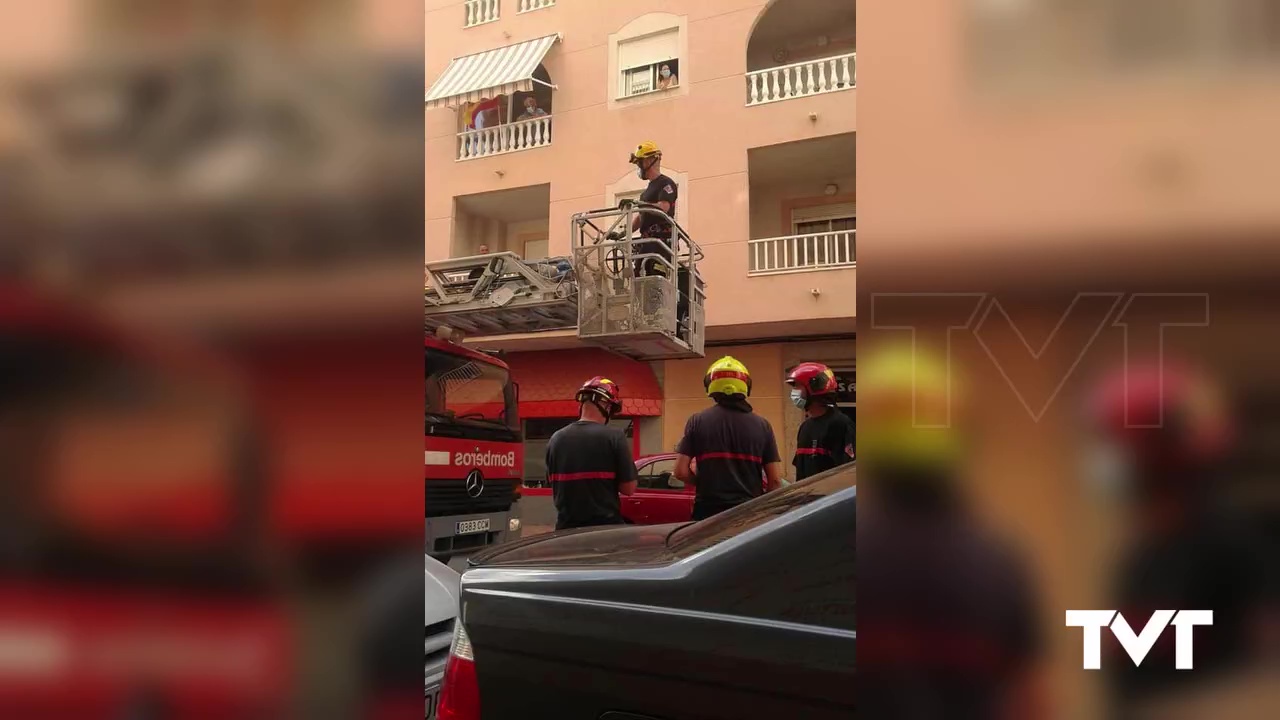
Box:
[634,452,677,466]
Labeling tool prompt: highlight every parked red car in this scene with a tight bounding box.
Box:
[623,452,772,525]
[620,453,694,525]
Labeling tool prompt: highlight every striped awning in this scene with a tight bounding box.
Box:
[425,33,560,109]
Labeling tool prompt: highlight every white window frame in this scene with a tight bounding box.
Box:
[791,203,856,235]
[619,59,679,99]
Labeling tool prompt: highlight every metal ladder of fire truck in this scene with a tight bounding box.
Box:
[423,201,706,361]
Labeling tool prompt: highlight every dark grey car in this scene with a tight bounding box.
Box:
[452,464,855,719]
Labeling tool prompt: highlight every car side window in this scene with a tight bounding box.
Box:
[637,458,680,490]
[635,461,655,488]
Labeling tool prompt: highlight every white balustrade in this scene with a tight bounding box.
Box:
[456,115,553,161]
[518,0,556,13]
[748,230,856,275]
[746,52,856,106]
[464,0,499,27]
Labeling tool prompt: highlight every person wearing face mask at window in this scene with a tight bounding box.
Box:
[786,362,855,481]
[657,63,678,90]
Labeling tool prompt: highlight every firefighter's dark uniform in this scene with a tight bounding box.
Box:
[546,420,636,530]
[635,173,678,276]
[793,406,856,481]
[859,483,1044,718]
[635,174,690,333]
[677,402,780,520]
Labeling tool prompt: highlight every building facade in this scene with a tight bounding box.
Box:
[424,0,857,479]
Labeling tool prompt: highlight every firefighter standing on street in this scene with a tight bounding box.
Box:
[546,377,637,530]
[858,343,1047,719]
[787,362,856,481]
[675,356,784,520]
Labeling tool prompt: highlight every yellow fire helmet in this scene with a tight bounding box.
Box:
[703,355,752,398]
[858,342,966,471]
[629,140,662,164]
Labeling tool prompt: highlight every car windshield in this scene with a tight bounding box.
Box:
[425,347,516,431]
[666,463,855,554]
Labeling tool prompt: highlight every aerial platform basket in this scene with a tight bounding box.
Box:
[570,202,705,361]
[423,201,705,361]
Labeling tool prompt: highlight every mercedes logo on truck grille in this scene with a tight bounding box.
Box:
[464,469,485,498]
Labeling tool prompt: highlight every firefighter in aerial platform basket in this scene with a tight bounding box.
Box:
[607,141,692,338]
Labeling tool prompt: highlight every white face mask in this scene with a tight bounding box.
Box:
[661,68,671,78]
[790,388,808,409]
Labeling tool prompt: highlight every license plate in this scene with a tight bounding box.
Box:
[456,518,490,535]
[425,688,439,719]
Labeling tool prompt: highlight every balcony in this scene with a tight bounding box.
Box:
[448,183,551,261]
[464,0,499,28]
[746,0,855,106]
[425,36,559,162]
[748,133,856,277]
[749,230,855,275]
[457,115,552,160]
[746,52,855,106]
[518,0,555,13]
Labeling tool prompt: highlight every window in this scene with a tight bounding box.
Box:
[637,457,681,490]
[614,189,643,206]
[617,29,680,98]
[621,58,681,97]
[523,238,549,260]
[792,203,856,235]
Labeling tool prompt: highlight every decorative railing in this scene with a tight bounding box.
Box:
[518,0,555,13]
[748,230,856,275]
[746,52,856,106]
[464,0,499,27]
[456,115,553,160]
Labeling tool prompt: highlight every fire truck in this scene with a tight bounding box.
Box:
[425,328,525,557]
[424,201,708,551]
[0,286,289,718]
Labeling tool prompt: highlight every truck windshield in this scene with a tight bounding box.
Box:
[426,347,518,433]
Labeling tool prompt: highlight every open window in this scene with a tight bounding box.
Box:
[618,29,681,98]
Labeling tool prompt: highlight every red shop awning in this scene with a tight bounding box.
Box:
[505,349,663,417]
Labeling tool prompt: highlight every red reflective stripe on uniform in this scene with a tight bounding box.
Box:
[698,452,763,463]
[796,447,832,456]
[549,472,616,482]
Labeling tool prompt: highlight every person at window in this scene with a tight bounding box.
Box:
[657,64,678,90]
[467,244,491,280]
[516,96,549,121]
[545,377,637,530]
[674,356,784,521]
[787,362,856,481]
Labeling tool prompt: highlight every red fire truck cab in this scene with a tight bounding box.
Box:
[425,331,523,557]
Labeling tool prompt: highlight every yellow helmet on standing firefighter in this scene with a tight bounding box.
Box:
[858,342,964,471]
[703,356,752,398]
